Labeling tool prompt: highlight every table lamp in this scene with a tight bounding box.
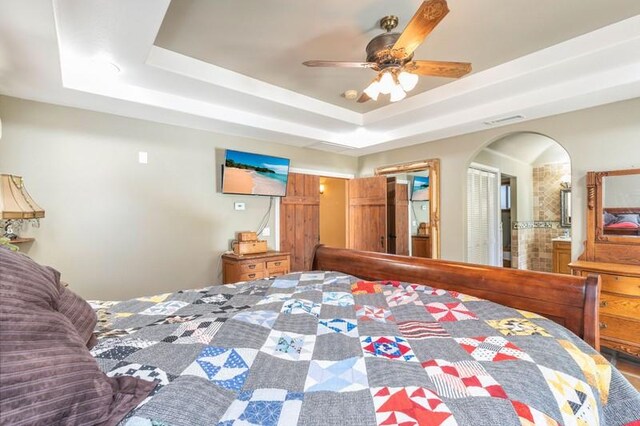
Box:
[0,174,45,239]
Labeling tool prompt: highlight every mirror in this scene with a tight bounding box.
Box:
[601,172,640,237]
[587,169,640,244]
[560,189,571,228]
[375,159,440,259]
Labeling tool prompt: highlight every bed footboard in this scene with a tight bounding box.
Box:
[312,245,600,349]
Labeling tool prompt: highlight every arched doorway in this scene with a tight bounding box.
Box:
[466,132,571,273]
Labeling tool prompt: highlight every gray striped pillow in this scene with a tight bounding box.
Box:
[0,247,155,425]
[58,286,98,348]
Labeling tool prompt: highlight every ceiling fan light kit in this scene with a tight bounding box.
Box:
[302,0,471,104]
[389,83,407,102]
[398,71,419,92]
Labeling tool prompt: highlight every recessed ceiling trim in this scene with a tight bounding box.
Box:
[2,0,639,157]
[147,46,363,126]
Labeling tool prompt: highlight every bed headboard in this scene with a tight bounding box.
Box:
[312,245,601,349]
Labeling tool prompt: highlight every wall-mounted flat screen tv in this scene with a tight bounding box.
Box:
[222,149,290,197]
[410,176,429,201]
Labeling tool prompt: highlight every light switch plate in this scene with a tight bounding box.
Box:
[138,151,148,164]
[262,227,271,237]
[234,202,246,211]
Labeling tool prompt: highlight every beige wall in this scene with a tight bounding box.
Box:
[473,149,533,222]
[319,177,346,248]
[0,96,357,299]
[358,97,640,262]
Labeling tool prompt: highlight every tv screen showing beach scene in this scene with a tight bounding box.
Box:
[222,149,290,197]
[411,176,429,201]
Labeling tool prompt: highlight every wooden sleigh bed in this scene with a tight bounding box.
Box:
[313,245,601,350]
[8,243,636,426]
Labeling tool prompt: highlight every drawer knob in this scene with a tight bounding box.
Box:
[274,262,281,266]
[248,265,256,269]
[599,322,607,329]
[248,273,256,279]
[599,300,608,308]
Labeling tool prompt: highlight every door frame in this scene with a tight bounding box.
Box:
[275,168,355,251]
[467,162,502,266]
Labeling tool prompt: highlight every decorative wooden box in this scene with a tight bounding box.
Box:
[232,240,268,255]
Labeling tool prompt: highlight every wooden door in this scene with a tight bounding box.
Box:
[347,176,387,252]
[280,173,320,271]
[386,180,409,255]
[394,183,409,255]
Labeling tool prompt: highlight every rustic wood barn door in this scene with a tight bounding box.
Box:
[347,176,387,252]
[279,173,320,271]
[390,181,409,255]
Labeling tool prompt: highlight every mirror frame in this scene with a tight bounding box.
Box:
[592,168,640,244]
[374,159,441,259]
[560,188,571,228]
[580,168,640,266]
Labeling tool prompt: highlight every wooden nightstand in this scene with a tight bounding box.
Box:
[222,251,290,284]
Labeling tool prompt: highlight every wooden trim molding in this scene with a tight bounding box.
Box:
[313,245,600,349]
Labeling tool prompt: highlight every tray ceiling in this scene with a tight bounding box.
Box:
[1,0,639,156]
[156,0,640,112]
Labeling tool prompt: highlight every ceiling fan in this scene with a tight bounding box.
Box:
[303,0,471,103]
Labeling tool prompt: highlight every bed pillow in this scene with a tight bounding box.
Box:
[58,285,98,348]
[603,211,617,225]
[607,221,640,229]
[0,247,156,425]
[614,213,640,225]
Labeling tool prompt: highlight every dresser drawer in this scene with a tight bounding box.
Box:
[237,271,265,282]
[266,259,289,272]
[600,274,640,296]
[600,292,640,318]
[235,261,265,274]
[599,314,640,343]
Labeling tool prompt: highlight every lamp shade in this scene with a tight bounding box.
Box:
[398,71,419,92]
[389,84,407,102]
[0,175,45,220]
[363,80,381,101]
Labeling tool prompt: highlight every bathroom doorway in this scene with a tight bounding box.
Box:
[466,132,571,272]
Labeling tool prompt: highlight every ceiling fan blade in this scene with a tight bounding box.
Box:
[357,92,371,103]
[303,60,377,69]
[391,0,449,59]
[406,60,472,78]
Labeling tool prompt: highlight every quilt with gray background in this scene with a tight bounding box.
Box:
[91,271,640,425]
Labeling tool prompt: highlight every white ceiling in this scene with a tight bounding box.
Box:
[0,0,639,157]
[156,0,640,113]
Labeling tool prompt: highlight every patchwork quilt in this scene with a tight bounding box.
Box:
[91,271,640,426]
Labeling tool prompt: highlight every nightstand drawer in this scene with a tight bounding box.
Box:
[237,271,265,282]
[236,262,265,273]
[600,293,640,318]
[600,274,640,296]
[266,259,289,272]
[267,270,287,278]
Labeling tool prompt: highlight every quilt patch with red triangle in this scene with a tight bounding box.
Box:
[371,386,457,426]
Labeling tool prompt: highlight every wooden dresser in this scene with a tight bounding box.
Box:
[552,240,571,274]
[570,261,640,357]
[411,235,431,258]
[222,251,290,284]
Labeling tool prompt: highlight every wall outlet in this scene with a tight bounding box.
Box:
[234,202,246,211]
[421,204,427,210]
[412,221,417,227]
[262,227,271,237]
